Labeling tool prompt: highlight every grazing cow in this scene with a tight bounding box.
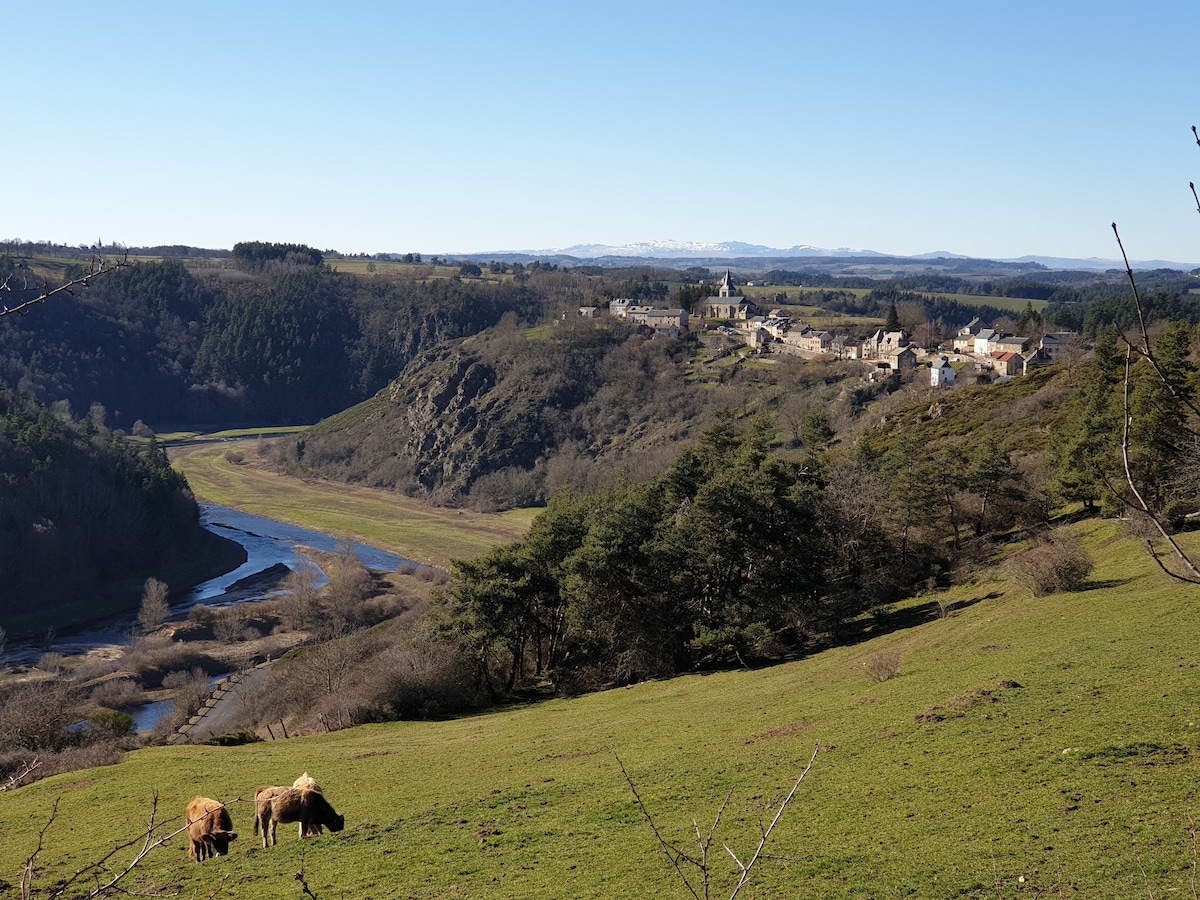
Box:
[253,780,321,839]
[253,785,290,839]
[292,773,323,835]
[257,787,345,848]
[186,796,237,862]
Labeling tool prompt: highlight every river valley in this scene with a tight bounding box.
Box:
[3,503,409,668]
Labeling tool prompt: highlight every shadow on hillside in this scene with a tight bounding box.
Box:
[1076,578,1132,592]
[813,591,1005,654]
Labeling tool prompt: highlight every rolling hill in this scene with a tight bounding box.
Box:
[3,518,1199,898]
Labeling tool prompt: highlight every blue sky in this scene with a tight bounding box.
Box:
[9,1,1200,263]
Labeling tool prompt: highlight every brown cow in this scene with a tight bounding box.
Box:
[254,783,321,839]
[257,787,344,848]
[292,773,323,835]
[186,796,237,862]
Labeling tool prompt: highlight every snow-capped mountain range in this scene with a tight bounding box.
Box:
[493,239,1198,271]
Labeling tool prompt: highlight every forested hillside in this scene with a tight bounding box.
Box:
[0,388,217,626]
[0,253,547,430]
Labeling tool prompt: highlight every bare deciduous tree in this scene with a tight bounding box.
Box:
[274,560,323,631]
[137,577,170,633]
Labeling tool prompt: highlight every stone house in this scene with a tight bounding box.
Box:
[931,356,957,387]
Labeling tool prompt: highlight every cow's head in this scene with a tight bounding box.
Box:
[208,830,238,856]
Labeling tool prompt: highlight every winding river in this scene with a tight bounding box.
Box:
[3,503,410,666]
[188,502,409,603]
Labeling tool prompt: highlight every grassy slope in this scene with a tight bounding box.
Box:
[4,520,1200,898]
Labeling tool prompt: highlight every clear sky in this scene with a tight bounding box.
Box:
[8,1,1200,264]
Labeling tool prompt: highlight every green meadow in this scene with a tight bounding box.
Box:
[765,285,1050,314]
[4,518,1200,898]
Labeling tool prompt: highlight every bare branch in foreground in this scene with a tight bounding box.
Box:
[619,743,820,900]
[1110,225,1200,583]
[20,791,229,900]
[295,851,319,899]
[21,797,59,900]
[0,253,128,319]
[3,757,42,792]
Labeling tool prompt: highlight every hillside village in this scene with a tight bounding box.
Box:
[584,269,1084,387]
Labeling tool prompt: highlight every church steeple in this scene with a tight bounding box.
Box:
[718,269,734,298]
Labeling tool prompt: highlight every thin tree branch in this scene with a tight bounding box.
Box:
[1109,225,1200,582]
[1111,224,1200,422]
[0,253,128,319]
[617,754,703,900]
[726,743,820,900]
[3,757,42,792]
[619,744,819,900]
[21,796,59,900]
[1120,346,1200,582]
[21,792,241,900]
[1189,809,1198,900]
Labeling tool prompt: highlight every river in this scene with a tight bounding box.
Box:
[3,503,410,666]
[187,502,409,603]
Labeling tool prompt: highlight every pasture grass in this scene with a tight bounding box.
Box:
[5,520,1200,897]
[154,426,308,442]
[169,443,535,567]
[777,285,1049,313]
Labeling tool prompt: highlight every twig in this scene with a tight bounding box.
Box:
[3,757,42,792]
[1112,224,1200,422]
[295,851,319,899]
[1137,849,1156,900]
[726,743,820,900]
[21,796,59,900]
[1110,224,1200,583]
[0,253,128,319]
[619,744,819,900]
[22,792,240,899]
[1119,345,1200,582]
[617,754,703,899]
[1189,809,1198,900]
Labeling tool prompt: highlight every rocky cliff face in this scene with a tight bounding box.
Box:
[386,344,526,493]
[292,322,703,506]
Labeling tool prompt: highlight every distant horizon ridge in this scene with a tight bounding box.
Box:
[447,239,1199,272]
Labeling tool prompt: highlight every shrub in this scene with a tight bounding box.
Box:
[1008,527,1094,596]
[865,650,902,682]
[85,711,135,739]
[90,678,143,710]
[188,603,216,625]
[204,731,262,746]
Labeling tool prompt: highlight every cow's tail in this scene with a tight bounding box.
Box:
[252,788,264,835]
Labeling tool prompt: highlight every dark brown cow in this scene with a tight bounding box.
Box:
[256,787,344,848]
[292,773,323,836]
[186,796,237,862]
